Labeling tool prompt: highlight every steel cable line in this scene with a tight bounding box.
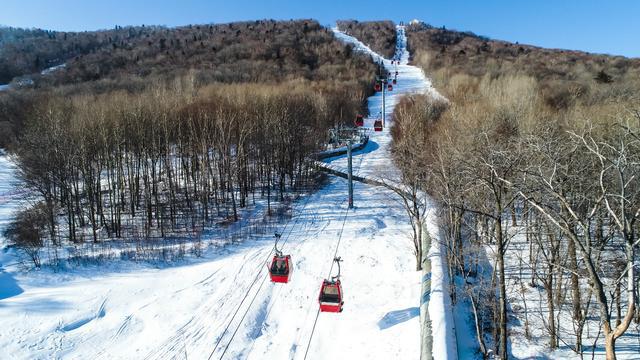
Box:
[217,196,315,360]
[215,128,371,360]
[208,182,317,360]
[302,135,369,360]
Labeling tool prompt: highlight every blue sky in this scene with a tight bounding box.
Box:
[1,0,638,57]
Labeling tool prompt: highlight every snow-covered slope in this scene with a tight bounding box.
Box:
[0,25,450,360]
[330,26,458,360]
[329,26,443,181]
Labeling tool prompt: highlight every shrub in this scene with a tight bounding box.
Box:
[3,203,48,267]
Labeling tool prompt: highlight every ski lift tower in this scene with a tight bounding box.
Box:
[328,126,367,209]
[375,62,389,129]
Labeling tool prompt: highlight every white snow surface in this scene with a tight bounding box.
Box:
[499,227,640,359]
[0,26,455,360]
[40,63,66,75]
[0,160,421,360]
[329,26,444,182]
[0,83,9,91]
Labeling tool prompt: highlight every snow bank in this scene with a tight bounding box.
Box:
[40,63,66,75]
[425,200,458,360]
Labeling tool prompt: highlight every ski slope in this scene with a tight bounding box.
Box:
[0,26,450,360]
[329,26,458,359]
[329,26,443,181]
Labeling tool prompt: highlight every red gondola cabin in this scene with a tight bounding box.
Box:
[374,83,381,92]
[374,119,383,131]
[354,114,364,127]
[269,254,292,283]
[319,279,343,312]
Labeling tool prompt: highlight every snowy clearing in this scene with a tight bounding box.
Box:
[498,225,640,359]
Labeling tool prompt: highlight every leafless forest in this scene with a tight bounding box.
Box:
[392,22,640,359]
[2,20,377,266]
[2,18,639,359]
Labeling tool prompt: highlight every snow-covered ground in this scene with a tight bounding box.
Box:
[40,63,66,75]
[0,63,66,93]
[0,26,445,359]
[0,152,23,266]
[499,225,640,359]
[330,26,443,181]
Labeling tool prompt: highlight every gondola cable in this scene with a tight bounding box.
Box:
[302,132,369,360]
[211,183,317,360]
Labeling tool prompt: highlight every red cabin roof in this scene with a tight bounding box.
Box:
[374,119,383,132]
[269,255,292,283]
[319,279,343,313]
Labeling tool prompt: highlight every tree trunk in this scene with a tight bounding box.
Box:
[546,265,557,349]
[568,237,583,352]
[496,216,508,360]
[470,292,488,357]
[605,333,616,360]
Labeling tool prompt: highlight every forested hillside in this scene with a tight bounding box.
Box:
[0,20,376,147]
[394,21,640,359]
[336,20,396,59]
[2,20,378,265]
[0,25,153,83]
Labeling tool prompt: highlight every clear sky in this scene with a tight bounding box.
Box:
[1,0,638,57]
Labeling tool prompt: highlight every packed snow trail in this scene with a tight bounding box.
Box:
[324,25,458,360]
[0,25,450,360]
[328,26,443,182]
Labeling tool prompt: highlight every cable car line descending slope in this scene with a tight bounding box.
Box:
[145,178,324,360]
[297,142,370,359]
[216,133,369,360]
[149,24,448,360]
[207,186,318,360]
[207,25,442,360]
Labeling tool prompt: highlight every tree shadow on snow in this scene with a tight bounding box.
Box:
[323,139,380,164]
[0,270,23,300]
[377,307,419,330]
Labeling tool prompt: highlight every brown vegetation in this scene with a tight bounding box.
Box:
[0,20,376,148]
[3,20,377,266]
[395,22,640,360]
